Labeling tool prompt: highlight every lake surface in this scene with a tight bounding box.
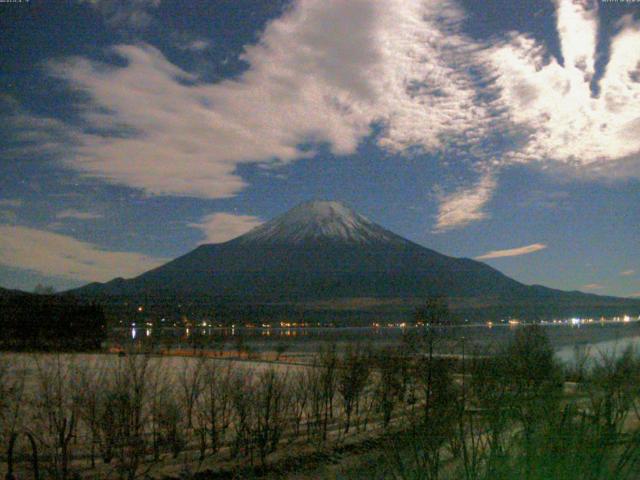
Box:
[555,335,640,366]
[112,320,640,359]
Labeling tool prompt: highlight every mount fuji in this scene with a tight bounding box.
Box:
[70,201,640,321]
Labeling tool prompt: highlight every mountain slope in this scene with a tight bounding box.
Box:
[69,201,640,318]
[0,286,32,298]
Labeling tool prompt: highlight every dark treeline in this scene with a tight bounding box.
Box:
[0,295,106,351]
[65,290,640,327]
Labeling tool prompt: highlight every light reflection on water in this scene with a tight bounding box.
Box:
[117,321,640,349]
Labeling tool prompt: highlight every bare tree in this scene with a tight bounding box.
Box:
[230,369,255,461]
[0,355,26,473]
[97,353,155,480]
[288,370,309,438]
[305,362,324,442]
[318,344,338,442]
[337,343,371,434]
[71,358,107,468]
[195,360,234,458]
[32,355,78,480]
[177,356,205,430]
[253,368,291,466]
[374,348,406,429]
[156,387,186,459]
[386,346,457,480]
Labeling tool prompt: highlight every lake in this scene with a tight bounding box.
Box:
[110,320,640,360]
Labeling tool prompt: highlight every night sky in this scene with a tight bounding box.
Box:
[0,0,638,296]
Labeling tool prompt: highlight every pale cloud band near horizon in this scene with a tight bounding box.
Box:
[0,225,167,283]
[475,243,547,260]
[56,209,103,220]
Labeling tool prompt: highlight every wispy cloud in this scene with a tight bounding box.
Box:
[79,0,161,30]
[620,269,635,276]
[171,31,213,52]
[434,173,496,232]
[56,209,103,220]
[181,39,211,52]
[475,243,547,260]
[0,225,167,282]
[518,190,570,210]
[188,212,263,244]
[583,283,604,290]
[12,0,489,200]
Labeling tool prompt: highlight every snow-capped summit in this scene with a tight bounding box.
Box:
[69,199,640,322]
[238,200,405,245]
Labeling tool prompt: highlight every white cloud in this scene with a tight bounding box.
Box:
[188,212,263,244]
[19,0,488,200]
[484,2,640,173]
[56,209,103,220]
[583,283,604,290]
[518,190,570,210]
[621,269,635,276]
[7,0,639,231]
[475,243,547,260]
[0,199,23,208]
[0,225,167,282]
[434,172,496,232]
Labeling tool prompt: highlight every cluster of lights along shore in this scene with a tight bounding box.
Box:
[124,310,639,334]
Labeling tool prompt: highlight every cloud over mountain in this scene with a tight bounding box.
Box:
[7,0,640,230]
[475,243,548,260]
[188,212,263,244]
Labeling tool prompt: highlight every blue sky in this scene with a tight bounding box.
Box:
[0,0,639,296]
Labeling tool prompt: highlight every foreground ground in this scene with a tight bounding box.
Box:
[2,325,640,479]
